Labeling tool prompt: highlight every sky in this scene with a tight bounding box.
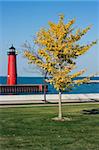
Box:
[0,0,99,77]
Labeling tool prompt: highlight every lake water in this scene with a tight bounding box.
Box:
[0,76,99,94]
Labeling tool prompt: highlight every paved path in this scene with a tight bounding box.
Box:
[0,102,99,108]
[0,94,99,105]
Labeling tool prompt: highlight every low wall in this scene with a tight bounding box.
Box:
[0,94,99,104]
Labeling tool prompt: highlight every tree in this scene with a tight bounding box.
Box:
[24,14,97,120]
[23,41,48,103]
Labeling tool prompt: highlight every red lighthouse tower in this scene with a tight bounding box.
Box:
[7,45,17,85]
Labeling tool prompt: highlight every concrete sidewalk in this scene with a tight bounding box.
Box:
[0,94,99,105]
[0,102,99,108]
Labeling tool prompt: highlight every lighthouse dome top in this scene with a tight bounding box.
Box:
[9,45,15,51]
[7,45,17,55]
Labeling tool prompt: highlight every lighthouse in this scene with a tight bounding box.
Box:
[7,45,17,85]
[0,45,48,95]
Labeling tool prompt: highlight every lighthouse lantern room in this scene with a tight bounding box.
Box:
[7,45,17,85]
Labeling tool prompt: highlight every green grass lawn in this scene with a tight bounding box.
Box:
[0,104,99,150]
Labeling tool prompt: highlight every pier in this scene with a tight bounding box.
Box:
[0,84,48,94]
[88,80,99,83]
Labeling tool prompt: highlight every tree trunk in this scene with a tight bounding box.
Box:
[43,71,47,103]
[44,81,47,103]
[58,90,62,119]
